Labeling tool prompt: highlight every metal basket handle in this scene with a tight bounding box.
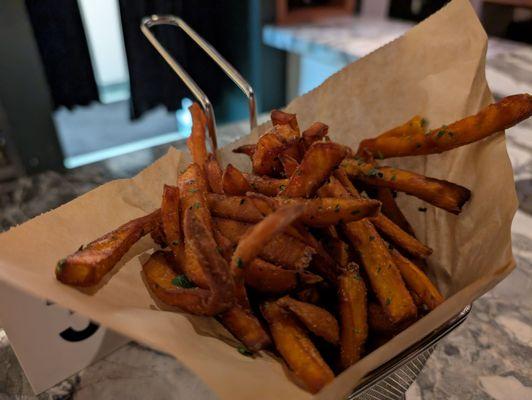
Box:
[141,15,257,150]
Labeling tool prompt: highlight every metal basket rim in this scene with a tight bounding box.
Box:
[350,304,471,396]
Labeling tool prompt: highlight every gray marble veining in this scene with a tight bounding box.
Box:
[1,19,532,400]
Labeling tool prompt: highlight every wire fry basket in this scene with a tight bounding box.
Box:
[140,15,472,399]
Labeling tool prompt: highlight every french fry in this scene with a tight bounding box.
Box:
[279,154,299,178]
[186,103,209,169]
[220,306,271,351]
[244,258,321,294]
[338,266,368,368]
[243,173,288,196]
[213,217,315,270]
[357,94,532,159]
[252,131,285,176]
[207,193,264,223]
[143,207,236,316]
[277,296,339,345]
[370,213,432,258]
[324,237,350,267]
[341,158,471,214]
[150,222,167,248]
[322,173,417,323]
[261,302,335,393]
[229,205,306,278]
[232,143,256,158]
[271,109,300,139]
[161,185,181,263]
[281,142,348,198]
[367,302,395,333]
[301,122,328,151]
[56,209,161,287]
[376,187,415,236]
[390,249,444,310]
[205,153,224,194]
[178,164,213,287]
[222,164,252,195]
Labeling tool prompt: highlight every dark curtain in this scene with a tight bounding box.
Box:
[118,0,224,119]
[25,0,99,109]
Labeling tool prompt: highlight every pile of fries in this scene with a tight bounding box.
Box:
[56,93,531,393]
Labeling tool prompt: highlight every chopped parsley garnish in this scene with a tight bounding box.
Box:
[353,273,362,281]
[251,183,258,190]
[366,168,380,177]
[171,240,180,246]
[188,189,199,193]
[334,204,341,213]
[369,236,375,242]
[421,118,428,127]
[236,257,244,269]
[385,297,391,305]
[418,207,428,212]
[192,202,201,209]
[237,345,253,357]
[239,198,246,205]
[172,274,195,288]
[436,125,448,138]
[216,247,223,254]
[376,151,384,160]
[278,184,286,191]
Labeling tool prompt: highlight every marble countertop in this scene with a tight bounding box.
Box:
[2,19,532,400]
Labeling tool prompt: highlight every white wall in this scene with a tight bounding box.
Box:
[77,0,129,88]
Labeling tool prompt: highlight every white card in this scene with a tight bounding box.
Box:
[0,281,128,394]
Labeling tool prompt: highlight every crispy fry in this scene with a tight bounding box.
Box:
[370,213,432,258]
[178,164,213,287]
[143,208,236,316]
[252,131,285,176]
[220,306,271,351]
[277,296,339,345]
[243,173,288,196]
[56,209,161,286]
[326,175,417,323]
[150,222,167,248]
[376,187,415,236]
[271,109,300,138]
[341,158,471,214]
[281,142,347,198]
[205,153,224,194]
[207,193,264,223]
[229,205,306,279]
[302,122,328,151]
[367,302,395,333]
[390,249,444,310]
[222,164,252,195]
[338,266,368,368]
[261,302,334,393]
[324,237,350,267]
[357,94,532,158]
[161,185,181,263]
[244,258,321,294]
[213,217,314,270]
[279,154,299,178]
[232,143,256,158]
[186,103,209,168]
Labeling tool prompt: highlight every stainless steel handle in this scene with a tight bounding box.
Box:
[141,14,257,150]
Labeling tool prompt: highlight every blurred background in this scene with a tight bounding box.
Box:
[0,0,531,179]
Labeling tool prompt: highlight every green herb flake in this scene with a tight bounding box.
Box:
[391,174,397,182]
[237,345,253,357]
[188,188,199,193]
[55,258,66,274]
[334,204,341,213]
[239,198,246,205]
[366,168,380,178]
[369,236,375,242]
[236,257,244,269]
[251,183,258,190]
[376,151,384,160]
[172,274,195,288]
[418,207,428,212]
[171,240,180,246]
[193,202,201,209]
[353,328,362,334]
[278,184,286,191]
[385,297,391,305]
[421,118,428,127]
[353,273,362,281]
[216,246,223,254]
